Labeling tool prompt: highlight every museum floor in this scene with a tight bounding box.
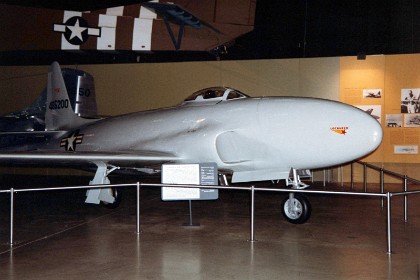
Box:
[0,176,419,280]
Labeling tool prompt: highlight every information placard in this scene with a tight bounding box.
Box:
[161,163,219,201]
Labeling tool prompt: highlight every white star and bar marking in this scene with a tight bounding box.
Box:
[60,130,84,151]
[53,16,101,45]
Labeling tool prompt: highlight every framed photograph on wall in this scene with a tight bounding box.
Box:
[363,89,382,98]
[401,88,420,113]
[355,105,381,123]
[404,114,420,127]
[385,114,402,127]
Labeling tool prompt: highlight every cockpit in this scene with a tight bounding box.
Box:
[182,87,249,105]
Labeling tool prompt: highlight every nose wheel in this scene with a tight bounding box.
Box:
[281,193,311,224]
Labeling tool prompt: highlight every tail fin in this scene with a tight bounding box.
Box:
[62,67,98,118]
[45,62,98,131]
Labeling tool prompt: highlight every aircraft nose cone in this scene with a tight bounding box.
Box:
[349,108,383,158]
[367,121,383,152]
[256,97,383,170]
[371,120,383,146]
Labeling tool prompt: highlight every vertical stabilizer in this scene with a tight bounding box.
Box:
[62,68,98,118]
[45,62,98,131]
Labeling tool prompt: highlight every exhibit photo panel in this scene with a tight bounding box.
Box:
[340,54,420,181]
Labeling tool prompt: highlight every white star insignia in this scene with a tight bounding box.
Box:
[66,133,77,151]
[60,131,84,151]
[67,19,87,41]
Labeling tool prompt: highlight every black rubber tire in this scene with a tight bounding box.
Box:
[281,194,311,224]
[101,188,122,209]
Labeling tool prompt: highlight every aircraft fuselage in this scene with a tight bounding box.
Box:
[38,96,382,182]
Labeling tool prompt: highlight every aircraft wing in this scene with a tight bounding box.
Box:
[0,0,256,54]
[0,150,180,172]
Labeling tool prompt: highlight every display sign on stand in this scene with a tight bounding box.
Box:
[161,162,219,227]
[161,163,218,201]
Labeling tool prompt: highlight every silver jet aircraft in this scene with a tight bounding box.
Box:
[0,62,383,224]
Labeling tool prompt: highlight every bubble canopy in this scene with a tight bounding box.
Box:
[182,87,249,104]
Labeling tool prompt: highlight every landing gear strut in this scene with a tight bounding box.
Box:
[85,161,121,208]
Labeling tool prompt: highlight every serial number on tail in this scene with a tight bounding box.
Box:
[49,99,69,110]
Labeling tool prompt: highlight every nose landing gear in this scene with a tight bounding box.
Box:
[281,168,312,224]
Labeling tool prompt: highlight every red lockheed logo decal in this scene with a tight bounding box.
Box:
[330,126,348,135]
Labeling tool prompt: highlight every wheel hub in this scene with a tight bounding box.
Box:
[284,198,303,219]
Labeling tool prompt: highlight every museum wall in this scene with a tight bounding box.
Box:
[339,53,420,184]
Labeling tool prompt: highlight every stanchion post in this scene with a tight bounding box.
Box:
[10,188,14,246]
[136,182,141,234]
[403,176,408,223]
[363,164,367,192]
[380,168,384,208]
[249,185,255,242]
[386,192,392,254]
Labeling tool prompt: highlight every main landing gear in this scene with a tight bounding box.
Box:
[280,168,312,224]
[219,170,313,224]
[85,162,122,208]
